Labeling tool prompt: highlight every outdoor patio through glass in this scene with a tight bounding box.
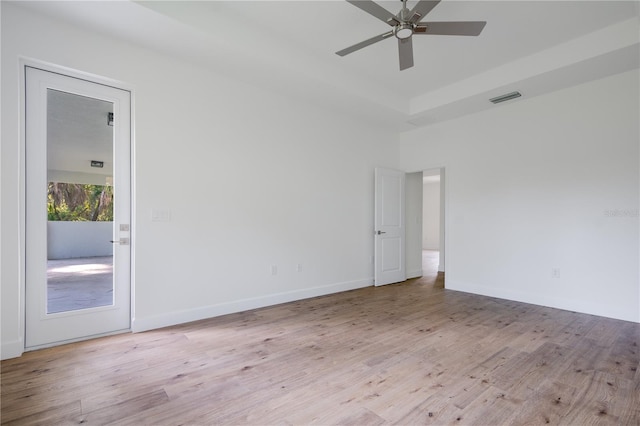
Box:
[46,89,116,313]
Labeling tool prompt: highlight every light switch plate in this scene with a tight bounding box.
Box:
[151,209,171,222]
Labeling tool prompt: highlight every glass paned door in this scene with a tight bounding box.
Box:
[25,66,131,349]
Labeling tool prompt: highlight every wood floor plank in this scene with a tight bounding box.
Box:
[395,392,466,424]
[2,252,639,425]
[508,379,579,425]
[0,400,81,426]
[561,371,625,425]
[496,341,570,400]
[76,389,169,425]
[455,385,522,425]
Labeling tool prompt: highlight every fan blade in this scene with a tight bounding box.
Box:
[346,0,399,26]
[414,21,487,36]
[336,31,394,56]
[398,37,414,71]
[408,0,441,23]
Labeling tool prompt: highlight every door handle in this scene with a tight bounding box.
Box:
[376,230,386,235]
[110,238,130,245]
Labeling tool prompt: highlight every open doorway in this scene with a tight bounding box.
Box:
[422,168,444,285]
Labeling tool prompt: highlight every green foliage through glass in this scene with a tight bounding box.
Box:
[47,182,114,221]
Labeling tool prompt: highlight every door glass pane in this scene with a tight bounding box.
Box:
[46,89,115,314]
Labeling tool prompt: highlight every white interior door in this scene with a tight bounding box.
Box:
[374,167,406,286]
[25,66,131,349]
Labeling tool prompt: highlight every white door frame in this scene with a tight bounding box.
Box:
[19,59,135,352]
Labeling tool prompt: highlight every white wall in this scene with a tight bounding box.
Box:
[1,3,399,359]
[48,222,113,259]
[422,181,440,250]
[400,69,640,323]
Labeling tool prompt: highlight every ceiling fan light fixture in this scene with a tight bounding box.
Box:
[395,23,413,39]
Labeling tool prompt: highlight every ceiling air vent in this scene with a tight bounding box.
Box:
[490,91,521,104]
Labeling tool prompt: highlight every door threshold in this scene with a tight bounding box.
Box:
[24,328,131,353]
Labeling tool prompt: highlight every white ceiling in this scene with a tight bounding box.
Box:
[17,0,640,130]
[47,89,114,183]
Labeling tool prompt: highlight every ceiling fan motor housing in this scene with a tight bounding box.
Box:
[394,23,414,39]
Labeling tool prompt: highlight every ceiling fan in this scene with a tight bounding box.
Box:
[336,0,486,70]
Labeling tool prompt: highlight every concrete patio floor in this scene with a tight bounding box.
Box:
[47,256,113,313]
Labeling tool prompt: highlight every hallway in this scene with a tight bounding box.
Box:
[419,249,443,288]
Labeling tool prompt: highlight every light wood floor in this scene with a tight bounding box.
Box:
[2,251,639,425]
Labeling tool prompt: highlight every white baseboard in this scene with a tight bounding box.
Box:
[1,338,24,360]
[406,269,423,279]
[446,279,639,324]
[132,278,373,333]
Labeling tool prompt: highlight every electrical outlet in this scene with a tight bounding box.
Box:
[296,264,303,273]
[552,268,560,278]
[271,265,278,276]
